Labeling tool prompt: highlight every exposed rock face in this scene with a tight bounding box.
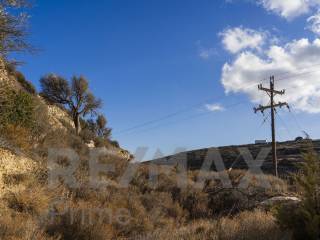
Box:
[46,103,74,131]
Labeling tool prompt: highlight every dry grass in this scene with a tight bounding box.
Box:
[138,210,292,240]
[0,155,292,240]
[0,124,34,151]
[3,186,54,216]
[0,211,58,240]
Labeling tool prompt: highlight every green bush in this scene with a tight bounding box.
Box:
[0,87,50,150]
[276,149,320,240]
[7,90,36,128]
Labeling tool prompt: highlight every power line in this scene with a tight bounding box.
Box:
[116,100,247,137]
[113,94,226,135]
[228,112,271,172]
[114,80,268,135]
[287,107,304,133]
[277,68,320,82]
[259,111,271,128]
[117,112,213,137]
[275,109,294,140]
[273,62,320,81]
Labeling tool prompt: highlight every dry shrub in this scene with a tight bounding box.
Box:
[37,128,88,158]
[227,169,288,193]
[138,210,291,240]
[217,210,290,240]
[0,124,34,151]
[79,128,95,144]
[0,210,57,240]
[208,188,251,216]
[45,200,114,240]
[3,185,54,216]
[0,159,53,217]
[140,191,186,227]
[0,183,59,239]
[2,173,28,185]
[32,98,50,141]
[178,189,210,219]
[42,189,153,239]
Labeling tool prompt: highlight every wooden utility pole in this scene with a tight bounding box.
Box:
[254,76,288,177]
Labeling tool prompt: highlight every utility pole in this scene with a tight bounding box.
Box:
[254,76,289,177]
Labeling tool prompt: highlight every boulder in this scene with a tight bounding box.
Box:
[259,196,301,210]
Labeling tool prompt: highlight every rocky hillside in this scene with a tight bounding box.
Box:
[146,140,316,176]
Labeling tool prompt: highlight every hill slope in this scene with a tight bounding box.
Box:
[146,140,316,176]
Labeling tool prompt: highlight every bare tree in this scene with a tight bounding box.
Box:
[0,0,32,57]
[40,74,102,134]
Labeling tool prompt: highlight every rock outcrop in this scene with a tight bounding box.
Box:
[46,103,74,132]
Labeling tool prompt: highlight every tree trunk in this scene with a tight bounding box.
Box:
[73,113,81,135]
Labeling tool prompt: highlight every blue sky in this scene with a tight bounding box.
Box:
[16,0,320,160]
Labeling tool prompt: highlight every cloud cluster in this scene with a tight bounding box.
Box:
[199,48,217,59]
[220,27,266,53]
[205,103,225,112]
[221,38,320,113]
[258,0,314,19]
[258,0,320,20]
[307,11,320,35]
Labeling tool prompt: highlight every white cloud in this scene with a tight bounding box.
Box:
[220,27,266,54]
[307,11,320,35]
[258,0,320,20]
[205,103,225,112]
[199,48,216,59]
[196,41,217,59]
[221,38,320,113]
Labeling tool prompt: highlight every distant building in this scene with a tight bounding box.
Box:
[255,140,267,144]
